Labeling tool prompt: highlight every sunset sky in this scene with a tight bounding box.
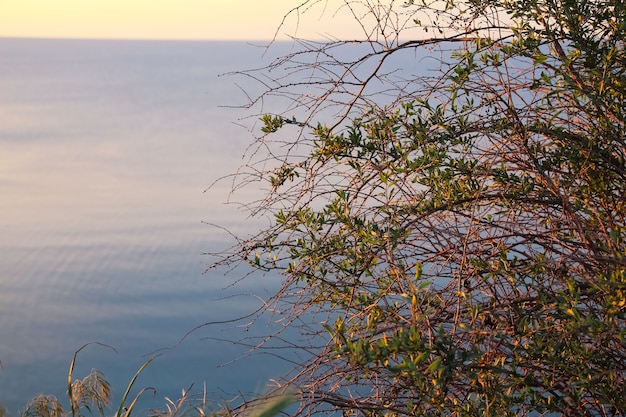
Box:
[0,0,363,40]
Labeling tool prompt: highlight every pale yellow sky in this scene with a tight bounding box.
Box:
[0,0,365,40]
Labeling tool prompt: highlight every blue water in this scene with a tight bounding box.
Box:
[0,38,290,415]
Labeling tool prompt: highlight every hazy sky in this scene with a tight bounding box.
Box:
[0,0,364,40]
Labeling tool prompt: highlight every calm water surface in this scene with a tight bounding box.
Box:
[0,38,288,414]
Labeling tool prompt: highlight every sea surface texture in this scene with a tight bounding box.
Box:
[0,38,287,414]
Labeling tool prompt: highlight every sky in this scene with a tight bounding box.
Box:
[0,0,364,41]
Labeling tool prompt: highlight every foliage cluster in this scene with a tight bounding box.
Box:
[3,344,292,417]
[215,0,626,416]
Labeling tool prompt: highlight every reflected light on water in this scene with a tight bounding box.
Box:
[0,38,287,414]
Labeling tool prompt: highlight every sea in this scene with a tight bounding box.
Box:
[0,38,294,415]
